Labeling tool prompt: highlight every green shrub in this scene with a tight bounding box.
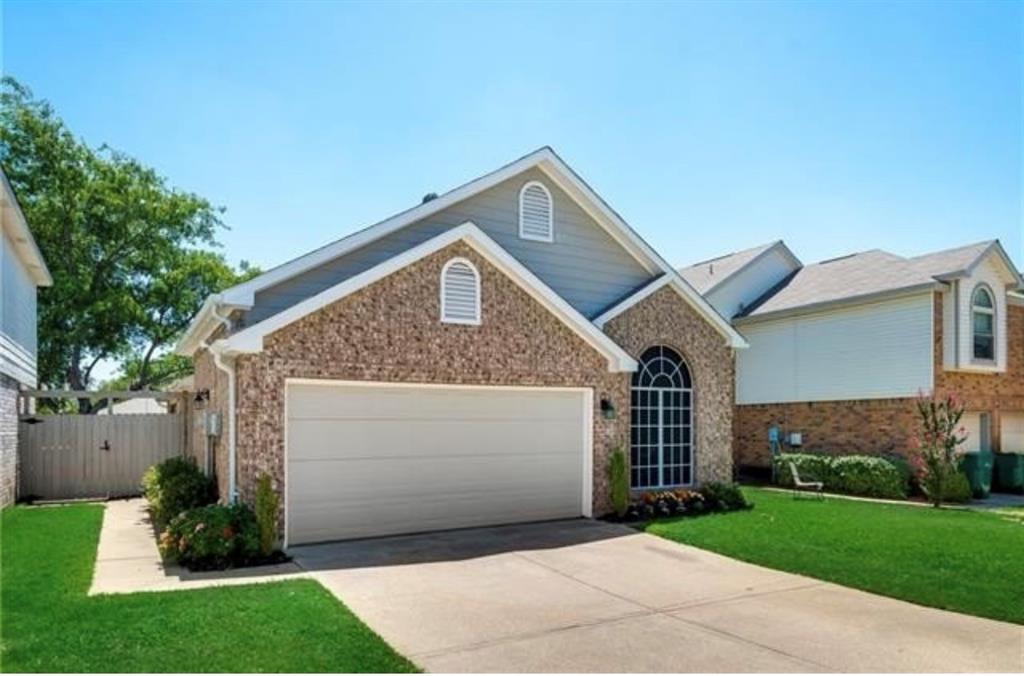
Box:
[774,453,834,487]
[159,504,260,570]
[700,481,751,511]
[254,473,280,557]
[142,457,216,527]
[830,455,907,499]
[883,453,916,493]
[923,471,972,504]
[608,447,629,518]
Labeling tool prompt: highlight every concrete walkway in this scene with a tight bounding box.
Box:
[292,520,1023,673]
[89,499,305,595]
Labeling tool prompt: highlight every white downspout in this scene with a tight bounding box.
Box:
[206,303,239,504]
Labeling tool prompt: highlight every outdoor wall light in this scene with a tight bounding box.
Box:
[193,389,210,408]
[600,398,616,420]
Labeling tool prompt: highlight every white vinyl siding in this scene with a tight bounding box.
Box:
[1001,413,1024,453]
[1,231,38,386]
[440,258,480,324]
[736,293,934,404]
[518,181,554,242]
[705,247,800,320]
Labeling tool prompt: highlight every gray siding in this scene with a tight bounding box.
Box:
[1,231,38,386]
[245,167,653,325]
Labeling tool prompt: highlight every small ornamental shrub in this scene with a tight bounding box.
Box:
[254,473,281,557]
[923,471,972,504]
[608,447,630,518]
[830,456,907,499]
[142,456,216,527]
[700,481,752,511]
[910,392,968,507]
[159,503,260,570]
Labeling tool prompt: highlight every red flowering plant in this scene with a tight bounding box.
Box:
[910,391,968,507]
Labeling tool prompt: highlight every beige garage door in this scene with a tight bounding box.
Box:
[1001,413,1024,452]
[285,381,589,545]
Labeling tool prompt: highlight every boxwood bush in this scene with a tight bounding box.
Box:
[774,452,908,499]
[142,457,216,527]
[158,503,260,570]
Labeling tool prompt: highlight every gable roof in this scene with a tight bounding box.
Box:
[180,147,746,351]
[208,222,639,373]
[736,239,1023,323]
[678,240,800,296]
[1,168,52,286]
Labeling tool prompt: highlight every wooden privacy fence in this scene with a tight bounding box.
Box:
[18,390,187,500]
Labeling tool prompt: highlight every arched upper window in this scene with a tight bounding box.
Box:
[518,181,554,242]
[972,285,995,361]
[440,258,480,325]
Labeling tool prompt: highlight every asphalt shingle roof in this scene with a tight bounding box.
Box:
[740,240,997,318]
[678,241,780,294]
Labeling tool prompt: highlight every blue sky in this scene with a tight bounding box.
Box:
[3,0,1022,274]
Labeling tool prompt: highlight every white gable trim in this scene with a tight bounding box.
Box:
[217,222,638,373]
[1,170,52,286]
[703,240,802,297]
[593,275,750,349]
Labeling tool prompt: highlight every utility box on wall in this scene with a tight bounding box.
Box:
[788,432,803,447]
[204,411,221,438]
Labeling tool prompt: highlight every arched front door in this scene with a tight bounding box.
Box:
[630,346,693,489]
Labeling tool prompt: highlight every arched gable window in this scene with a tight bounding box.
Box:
[440,258,481,325]
[630,346,694,489]
[518,181,554,242]
[972,285,995,361]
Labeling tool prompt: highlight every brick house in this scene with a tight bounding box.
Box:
[679,240,1024,472]
[176,148,747,546]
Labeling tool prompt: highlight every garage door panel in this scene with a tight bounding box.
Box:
[1001,413,1024,452]
[288,385,582,421]
[289,418,582,462]
[286,382,587,544]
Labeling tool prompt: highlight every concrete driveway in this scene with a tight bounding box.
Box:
[292,519,1023,673]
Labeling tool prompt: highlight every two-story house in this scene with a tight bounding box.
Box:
[1,169,52,506]
[176,148,748,546]
[680,240,1024,472]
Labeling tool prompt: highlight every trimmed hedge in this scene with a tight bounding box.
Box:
[775,452,908,499]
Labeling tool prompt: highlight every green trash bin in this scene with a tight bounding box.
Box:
[994,453,1024,493]
[961,451,994,499]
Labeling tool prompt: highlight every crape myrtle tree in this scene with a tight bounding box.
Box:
[0,77,256,410]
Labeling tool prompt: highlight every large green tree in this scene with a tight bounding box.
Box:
[1,77,253,405]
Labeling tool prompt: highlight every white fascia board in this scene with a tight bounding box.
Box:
[1,171,52,286]
[592,275,750,349]
[220,222,639,373]
[174,294,252,356]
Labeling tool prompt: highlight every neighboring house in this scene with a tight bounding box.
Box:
[0,169,52,507]
[177,147,747,546]
[680,239,1024,472]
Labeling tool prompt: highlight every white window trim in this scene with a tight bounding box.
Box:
[971,283,996,364]
[440,257,481,325]
[518,180,554,243]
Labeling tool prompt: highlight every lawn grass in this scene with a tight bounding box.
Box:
[0,505,417,673]
[646,487,1024,625]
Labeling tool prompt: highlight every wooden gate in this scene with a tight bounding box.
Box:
[17,390,187,500]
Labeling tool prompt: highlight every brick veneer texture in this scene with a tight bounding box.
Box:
[734,293,1024,468]
[603,285,737,486]
[1,374,18,507]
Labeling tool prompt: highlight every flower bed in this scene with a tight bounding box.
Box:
[613,482,752,523]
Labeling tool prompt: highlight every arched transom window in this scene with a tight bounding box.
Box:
[440,258,480,325]
[630,346,693,489]
[972,285,995,361]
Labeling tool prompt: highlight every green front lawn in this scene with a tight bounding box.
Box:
[647,487,1023,625]
[0,505,417,673]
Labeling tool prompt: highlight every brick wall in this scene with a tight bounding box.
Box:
[189,342,231,500]
[734,293,1024,469]
[1,374,18,507]
[231,241,631,515]
[603,285,736,485]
